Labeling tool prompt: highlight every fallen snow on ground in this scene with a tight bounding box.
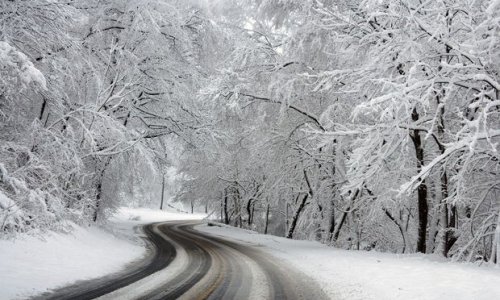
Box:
[3,209,496,300]
[0,224,144,300]
[112,206,205,225]
[197,222,500,300]
[0,207,204,300]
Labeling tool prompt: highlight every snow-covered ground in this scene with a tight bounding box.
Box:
[2,207,499,300]
[0,207,204,300]
[197,222,500,300]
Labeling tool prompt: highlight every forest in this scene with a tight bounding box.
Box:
[1,0,499,264]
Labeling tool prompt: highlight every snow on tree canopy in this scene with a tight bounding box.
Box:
[0,41,47,90]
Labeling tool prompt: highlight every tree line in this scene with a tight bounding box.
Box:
[176,0,500,263]
[1,0,499,264]
[0,0,213,232]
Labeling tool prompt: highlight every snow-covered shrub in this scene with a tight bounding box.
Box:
[0,187,24,232]
[0,136,88,233]
[0,40,93,234]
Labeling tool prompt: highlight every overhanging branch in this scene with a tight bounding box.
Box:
[239,93,326,132]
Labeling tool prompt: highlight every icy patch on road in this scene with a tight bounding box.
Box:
[0,207,205,300]
[196,223,500,300]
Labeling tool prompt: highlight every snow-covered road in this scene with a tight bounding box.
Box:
[2,208,499,300]
[198,222,500,300]
[37,221,327,300]
[0,208,203,299]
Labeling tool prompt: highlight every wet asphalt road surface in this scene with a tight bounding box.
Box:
[34,221,328,300]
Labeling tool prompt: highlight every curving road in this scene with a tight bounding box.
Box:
[34,221,328,300]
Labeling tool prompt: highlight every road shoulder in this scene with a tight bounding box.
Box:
[0,207,203,300]
[195,222,500,300]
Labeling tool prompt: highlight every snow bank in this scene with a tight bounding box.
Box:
[197,223,500,300]
[0,224,144,300]
[0,207,205,300]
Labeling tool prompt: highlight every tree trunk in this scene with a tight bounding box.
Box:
[223,188,229,225]
[160,174,165,210]
[251,204,255,228]
[490,212,500,264]
[285,202,289,231]
[93,157,113,222]
[286,170,313,239]
[286,193,309,239]
[220,197,223,223]
[436,93,457,257]
[232,183,242,228]
[39,97,47,121]
[247,199,253,227]
[315,203,324,241]
[331,190,359,243]
[441,171,457,257]
[93,181,102,222]
[410,108,429,253]
[328,199,336,240]
[264,203,270,234]
[332,207,348,243]
[437,23,457,257]
[384,208,408,253]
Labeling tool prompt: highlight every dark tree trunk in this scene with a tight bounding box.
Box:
[328,200,335,238]
[220,197,223,223]
[286,170,313,239]
[286,193,309,239]
[441,170,457,257]
[93,181,102,222]
[384,208,407,253]
[435,91,458,257]
[264,203,270,234]
[331,190,359,243]
[251,204,255,227]
[233,185,242,228]
[246,199,253,227]
[437,20,458,256]
[160,175,165,210]
[316,203,324,241]
[93,157,113,222]
[223,188,229,225]
[332,206,349,242]
[246,184,260,228]
[39,97,47,121]
[410,107,429,253]
[285,202,289,231]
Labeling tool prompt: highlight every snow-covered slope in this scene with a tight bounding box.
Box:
[197,223,500,300]
[0,225,144,300]
[0,207,204,300]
